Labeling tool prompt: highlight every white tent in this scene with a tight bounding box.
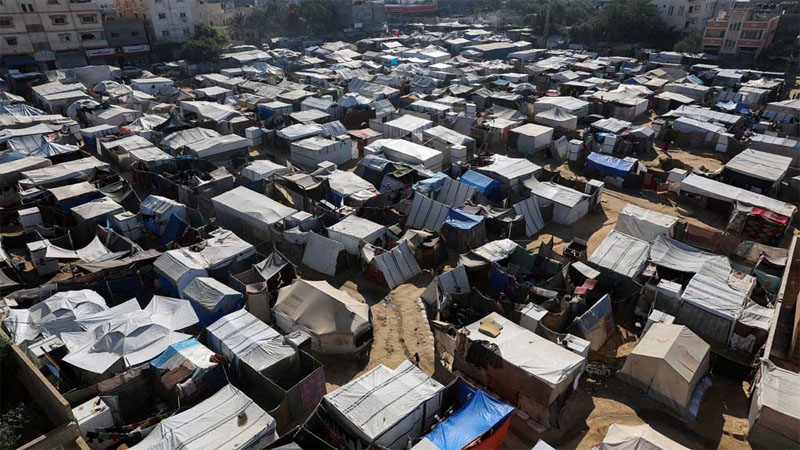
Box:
[241,160,288,182]
[273,279,371,354]
[206,309,296,373]
[509,123,554,154]
[2,290,107,344]
[534,96,590,117]
[291,136,352,169]
[130,384,277,450]
[19,156,109,189]
[162,128,222,152]
[383,114,433,138]
[513,196,545,237]
[679,174,796,219]
[477,154,541,186]
[372,139,443,172]
[140,195,189,233]
[327,215,385,255]
[302,232,345,276]
[649,235,731,278]
[534,106,577,131]
[748,360,800,449]
[181,277,244,325]
[406,193,450,232]
[589,230,651,278]
[618,324,710,417]
[212,186,297,238]
[0,156,52,185]
[323,360,445,450]
[598,424,690,450]
[614,203,678,243]
[70,197,125,224]
[527,180,590,226]
[184,134,248,159]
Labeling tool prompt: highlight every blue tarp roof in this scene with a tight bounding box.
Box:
[445,209,484,231]
[459,170,500,199]
[586,152,634,178]
[413,172,448,194]
[424,389,514,450]
[150,338,201,370]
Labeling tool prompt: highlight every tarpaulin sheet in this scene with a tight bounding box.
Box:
[750,207,789,225]
[423,390,514,450]
[586,152,634,178]
[459,170,500,200]
[444,209,483,231]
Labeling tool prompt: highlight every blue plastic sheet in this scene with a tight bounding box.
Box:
[459,170,500,200]
[586,152,634,179]
[413,172,448,194]
[444,209,483,231]
[423,390,514,450]
[151,338,200,371]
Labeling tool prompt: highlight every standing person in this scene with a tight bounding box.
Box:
[663,138,670,153]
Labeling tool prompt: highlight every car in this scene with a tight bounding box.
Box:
[149,62,168,73]
[121,66,143,78]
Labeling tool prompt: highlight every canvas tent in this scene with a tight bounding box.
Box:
[323,360,445,450]
[508,123,554,154]
[241,160,288,182]
[206,309,296,374]
[589,230,650,278]
[534,107,577,131]
[747,360,800,449]
[476,155,541,187]
[526,180,591,226]
[181,277,244,326]
[723,148,791,195]
[618,324,710,417]
[372,240,422,289]
[129,384,277,450]
[302,232,345,276]
[327,215,385,255]
[212,186,297,241]
[614,203,678,243]
[273,279,371,354]
[597,424,690,450]
[3,290,107,344]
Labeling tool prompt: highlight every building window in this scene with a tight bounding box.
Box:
[179,12,186,17]
[724,39,735,48]
[110,31,120,37]
[667,6,673,15]
[5,37,17,45]
[52,15,67,25]
[0,17,12,27]
[79,14,97,23]
[158,13,166,19]
[161,30,169,36]
[59,33,71,42]
[48,0,59,4]
[131,30,140,36]
[677,6,684,16]
[81,33,96,40]
[740,29,763,40]
[729,22,741,31]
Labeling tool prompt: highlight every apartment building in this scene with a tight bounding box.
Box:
[701,1,781,57]
[113,0,198,44]
[652,0,720,33]
[0,0,108,70]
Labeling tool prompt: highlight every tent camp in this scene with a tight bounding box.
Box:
[273,279,371,354]
[526,180,591,226]
[181,277,244,326]
[3,290,107,344]
[597,424,690,450]
[476,154,541,187]
[211,186,297,242]
[422,388,515,450]
[722,148,791,196]
[291,136,352,169]
[534,107,578,131]
[614,203,678,243]
[372,240,423,289]
[327,215,385,255]
[241,160,288,182]
[302,232,346,276]
[589,230,650,278]
[129,384,277,450]
[747,360,800,449]
[323,360,445,450]
[508,123,554,154]
[618,324,710,417]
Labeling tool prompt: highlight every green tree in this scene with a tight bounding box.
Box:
[299,0,334,34]
[674,31,703,53]
[571,0,676,48]
[182,24,229,64]
[228,11,249,41]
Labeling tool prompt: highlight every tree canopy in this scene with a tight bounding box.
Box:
[182,24,229,64]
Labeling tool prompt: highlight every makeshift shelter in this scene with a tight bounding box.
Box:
[722,149,791,196]
[70,197,125,225]
[422,388,515,450]
[459,170,501,201]
[597,424,690,450]
[589,230,651,278]
[442,209,487,252]
[3,290,108,344]
[508,123,554,154]
[618,324,710,417]
[19,156,109,189]
[586,152,636,180]
[383,115,434,139]
[241,160,288,182]
[327,215,385,255]
[534,107,577,131]
[323,360,445,450]
[513,196,546,237]
[747,134,800,166]
[406,193,450,232]
[291,136,352,169]
[184,134,249,160]
[129,384,278,450]
[273,279,371,354]
[476,155,541,187]
[534,96,590,117]
[211,186,297,243]
[140,195,189,235]
[371,240,423,289]
[434,175,478,208]
[747,360,800,449]
[181,277,244,326]
[372,139,443,172]
[527,180,591,226]
[614,203,678,243]
[302,232,346,276]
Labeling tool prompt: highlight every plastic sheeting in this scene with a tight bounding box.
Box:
[0,156,52,185]
[3,290,107,344]
[513,196,545,237]
[598,424,690,450]
[679,174,795,218]
[374,240,422,289]
[182,277,244,326]
[241,160,288,181]
[150,337,217,374]
[589,230,650,278]
[435,176,477,208]
[20,156,109,189]
[423,390,514,450]
[476,155,541,186]
[327,215,385,255]
[463,313,585,387]
[324,361,445,449]
[586,152,635,178]
[406,193,450,232]
[130,384,277,450]
[725,148,791,183]
[302,232,344,276]
[748,360,800,448]
[161,127,222,151]
[206,309,296,373]
[212,186,297,232]
[649,235,731,278]
[614,203,678,243]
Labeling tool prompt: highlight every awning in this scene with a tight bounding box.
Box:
[122,45,150,56]
[1,55,37,67]
[86,48,116,60]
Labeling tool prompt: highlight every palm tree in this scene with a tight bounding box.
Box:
[229,11,249,42]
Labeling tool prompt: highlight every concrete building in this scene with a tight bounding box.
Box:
[0,0,109,70]
[113,0,199,44]
[701,1,781,57]
[103,18,151,65]
[652,0,720,33]
[332,0,386,33]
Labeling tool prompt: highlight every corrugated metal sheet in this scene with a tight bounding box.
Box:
[435,176,476,207]
[374,241,422,289]
[513,196,545,237]
[406,193,449,232]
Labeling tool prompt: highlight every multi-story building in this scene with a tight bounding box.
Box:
[701,1,781,57]
[335,0,386,32]
[103,18,151,64]
[652,0,720,33]
[113,0,198,44]
[0,0,109,70]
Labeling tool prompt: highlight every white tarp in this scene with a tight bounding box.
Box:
[274,279,370,353]
[276,123,323,141]
[725,148,791,183]
[212,186,297,234]
[679,174,795,218]
[406,193,450,232]
[477,154,541,186]
[618,324,710,416]
[206,309,296,373]
[598,424,691,450]
[513,196,545,237]
[185,135,248,159]
[0,156,52,185]
[748,360,800,448]
[649,235,731,278]
[130,384,277,450]
[44,236,113,262]
[614,203,678,243]
[182,277,242,314]
[70,197,124,222]
[20,156,109,188]
[589,230,651,278]
[291,136,351,168]
[241,160,288,181]
[323,170,376,201]
[510,123,554,154]
[383,115,433,138]
[327,215,385,255]
[3,290,107,344]
[527,180,590,226]
[302,232,344,276]
[680,267,751,323]
[464,313,585,388]
[161,128,222,152]
[323,360,444,449]
[180,101,241,122]
[534,106,577,130]
[375,139,443,172]
[374,241,422,289]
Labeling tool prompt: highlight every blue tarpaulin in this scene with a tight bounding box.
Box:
[459,170,500,200]
[413,172,448,194]
[586,152,634,179]
[444,209,483,231]
[150,338,201,371]
[423,390,514,450]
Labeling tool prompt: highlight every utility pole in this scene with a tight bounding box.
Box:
[543,0,551,50]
